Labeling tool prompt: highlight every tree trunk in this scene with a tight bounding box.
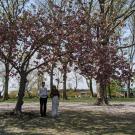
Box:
[50,64,54,90]
[56,78,60,90]
[86,78,94,97]
[127,78,131,98]
[14,73,27,113]
[74,73,78,91]
[63,64,67,100]
[89,79,94,97]
[37,71,44,92]
[95,0,109,105]
[3,63,9,100]
[95,82,108,105]
[108,84,112,99]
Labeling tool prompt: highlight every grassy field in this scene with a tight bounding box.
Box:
[0,97,135,135]
[0,110,135,135]
[1,96,135,103]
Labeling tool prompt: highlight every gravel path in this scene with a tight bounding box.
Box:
[0,102,135,114]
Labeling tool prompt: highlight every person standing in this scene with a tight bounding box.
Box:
[50,85,60,118]
[39,82,48,117]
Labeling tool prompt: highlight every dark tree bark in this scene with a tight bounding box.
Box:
[37,71,44,92]
[50,63,55,90]
[56,78,60,89]
[14,72,27,113]
[86,78,94,97]
[108,84,112,99]
[127,78,131,98]
[63,64,68,100]
[89,78,94,97]
[95,82,108,105]
[74,73,78,91]
[3,63,10,100]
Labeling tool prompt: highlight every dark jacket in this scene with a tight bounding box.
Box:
[50,89,60,98]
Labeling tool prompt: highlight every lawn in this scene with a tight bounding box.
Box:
[0,97,135,135]
[1,96,135,103]
[0,110,135,135]
[0,98,135,135]
[0,97,96,103]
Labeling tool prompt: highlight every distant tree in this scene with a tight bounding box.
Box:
[69,67,83,91]
[86,77,94,97]
[54,64,63,89]
[37,70,44,91]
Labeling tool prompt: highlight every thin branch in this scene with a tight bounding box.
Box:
[117,43,135,49]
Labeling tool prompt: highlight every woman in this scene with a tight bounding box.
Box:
[50,85,60,118]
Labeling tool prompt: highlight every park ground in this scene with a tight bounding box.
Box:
[0,99,135,135]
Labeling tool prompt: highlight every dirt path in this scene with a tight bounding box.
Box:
[0,102,135,114]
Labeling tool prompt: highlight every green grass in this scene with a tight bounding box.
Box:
[0,110,135,135]
[1,96,135,134]
[1,96,135,104]
[61,96,96,103]
[111,97,135,102]
[0,97,49,103]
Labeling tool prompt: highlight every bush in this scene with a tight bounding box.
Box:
[25,88,39,98]
[66,90,91,98]
[9,91,18,99]
[109,80,122,95]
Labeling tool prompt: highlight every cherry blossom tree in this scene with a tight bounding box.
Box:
[0,0,29,100]
[0,8,58,113]
[59,0,135,104]
[119,14,135,97]
[37,0,76,99]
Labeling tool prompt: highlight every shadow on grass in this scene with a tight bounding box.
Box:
[0,110,135,135]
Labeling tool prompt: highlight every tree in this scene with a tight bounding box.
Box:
[71,0,135,105]
[69,67,83,91]
[54,65,63,89]
[37,0,76,99]
[0,0,29,100]
[0,9,57,113]
[37,70,44,91]
[37,0,135,104]
[125,15,135,97]
[62,62,68,99]
[86,77,94,97]
[73,71,82,91]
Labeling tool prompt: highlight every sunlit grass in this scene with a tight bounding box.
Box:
[1,96,135,104]
[0,110,134,135]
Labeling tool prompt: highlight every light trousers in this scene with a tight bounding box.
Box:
[52,96,59,117]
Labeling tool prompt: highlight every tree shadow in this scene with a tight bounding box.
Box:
[110,104,125,106]
[0,110,135,135]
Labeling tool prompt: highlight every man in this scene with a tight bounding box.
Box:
[39,82,48,117]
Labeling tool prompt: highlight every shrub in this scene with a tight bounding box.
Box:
[9,91,18,99]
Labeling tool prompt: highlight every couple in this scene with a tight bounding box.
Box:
[39,82,60,118]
